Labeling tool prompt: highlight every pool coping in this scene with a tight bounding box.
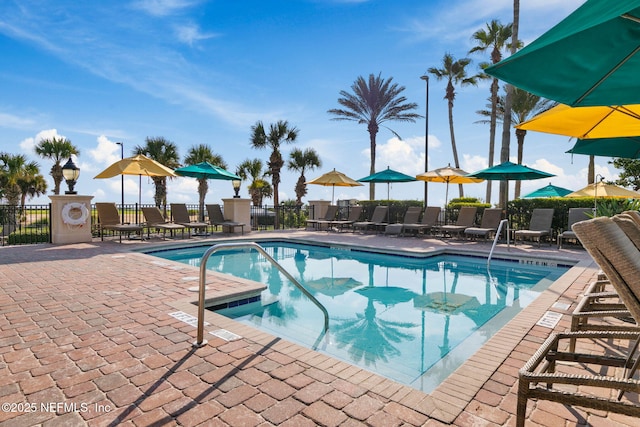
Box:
[141,236,591,423]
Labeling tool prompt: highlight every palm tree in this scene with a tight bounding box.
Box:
[134,137,180,211]
[236,158,273,207]
[497,0,521,209]
[183,144,227,221]
[511,89,555,198]
[250,120,298,227]
[428,54,479,198]
[17,166,47,211]
[328,73,420,200]
[476,87,555,198]
[0,153,46,234]
[287,148,321,206]
[469,20,514,204]
[34,137,80,195]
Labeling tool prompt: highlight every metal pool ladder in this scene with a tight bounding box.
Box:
[488,219,510,267]
[193,242,330,347]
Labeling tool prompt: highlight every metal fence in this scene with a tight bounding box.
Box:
[0,204,51,246]
[0,203,314,246]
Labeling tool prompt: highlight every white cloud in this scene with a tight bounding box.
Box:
[175,23,218,46]
[131,0,201,17]
[20,129,66,154]
[89,135,122,166]
[0,112,36,129]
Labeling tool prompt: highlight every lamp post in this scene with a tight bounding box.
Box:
[232,179,241,198]
[116,142,124,223]
[420,74,429,206]
[594,174,605,215]
[62,157,80,194]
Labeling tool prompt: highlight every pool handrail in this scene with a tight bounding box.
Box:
[193,242,330,347]
[488,219,510,267]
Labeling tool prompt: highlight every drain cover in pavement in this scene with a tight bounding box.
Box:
[210,329,242,341]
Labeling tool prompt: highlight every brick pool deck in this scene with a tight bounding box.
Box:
[0,230,638,426]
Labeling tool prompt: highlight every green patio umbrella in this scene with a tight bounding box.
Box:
[174,162,241,221]
[567,137,640,159]
[175,162,241,180]
[358,166,417,200]
[466,161,555,182]
[523,183,573,199]
[486,0,640,107]
[467,161,555,208]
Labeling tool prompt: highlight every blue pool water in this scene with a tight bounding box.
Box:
[148,241,570,392]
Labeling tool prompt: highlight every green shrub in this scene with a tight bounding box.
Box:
[7,231,50,245]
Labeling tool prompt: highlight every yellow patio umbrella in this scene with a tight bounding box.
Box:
[94,154,177,209]
[416,164,484,206]
[516,104,640,139]
[306,168,363,203]
[565,181,640,199]
[566,180,640,213]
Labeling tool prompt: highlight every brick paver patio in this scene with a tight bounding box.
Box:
[1,231,638,426]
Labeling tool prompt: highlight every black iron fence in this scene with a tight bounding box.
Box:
[0,205,51,246]
[0,203,315,245]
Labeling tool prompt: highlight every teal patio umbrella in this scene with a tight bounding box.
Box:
[523,183,573,199]
[174,162,241,221]
[467,161,555,182]
[467,161,555,208]
[486,0,640,107]
[358,167,417,222]
[567,137,640,159]
[357,166,417,201]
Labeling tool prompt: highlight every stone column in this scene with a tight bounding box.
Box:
[308,200,331,220]
[50,195,94,244]
[222,198,251,233]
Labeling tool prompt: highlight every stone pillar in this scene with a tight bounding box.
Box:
[222,198,251,233]
[49,195,94,244]
[308,200,331,220]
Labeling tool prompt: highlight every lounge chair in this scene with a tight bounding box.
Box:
[515,216,640,427]
[464,208,503,241]
[170,203,209,235]
[438,206,477,238]
[352,206,388,233]
[141,207,186,239]
[95,202,144,243]
[557,207,592,248]
[402,206,441,236]
[306,205,338,230]
[385,206,422,236]
[328,206,363,232]
[568,213,640,350]
[206,204,245,235]
[513,208,554,246]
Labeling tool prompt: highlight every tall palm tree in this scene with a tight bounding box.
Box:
[183,144,227,221]
[134,137,180,211]
[476,87,555,198]
[250,120,298,228]
[236,158,273,206]
[428,54,479,198]
[287,148,321,206]
[328,73,420,200]
[469,20,514,204]
[497,0,521,209]
[34,136,79,195]
[510,89,554,198]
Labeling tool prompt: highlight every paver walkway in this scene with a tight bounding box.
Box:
[0,231,638,426]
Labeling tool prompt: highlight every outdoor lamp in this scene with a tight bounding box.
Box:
[62,157,80,195]
[232,179,241,198]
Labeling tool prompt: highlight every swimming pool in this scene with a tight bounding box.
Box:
[147,240,570,392]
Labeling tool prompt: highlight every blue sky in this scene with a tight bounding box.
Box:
[2,0,607,208]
